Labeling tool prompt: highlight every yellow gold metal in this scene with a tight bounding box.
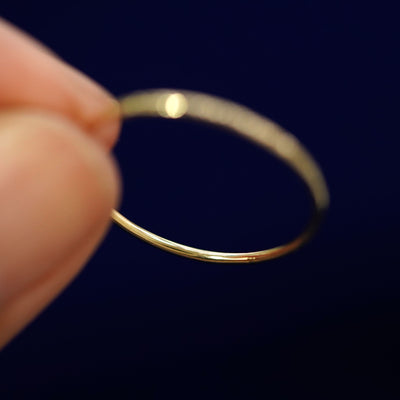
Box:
[112,89,329,263]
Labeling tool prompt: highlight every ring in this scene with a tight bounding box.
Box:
[112,89,329,263]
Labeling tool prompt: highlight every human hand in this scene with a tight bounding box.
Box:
[0,19,121,349]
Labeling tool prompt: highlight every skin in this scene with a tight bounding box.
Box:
[0,18,121,349]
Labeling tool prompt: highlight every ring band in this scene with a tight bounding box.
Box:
[112,89,329,263]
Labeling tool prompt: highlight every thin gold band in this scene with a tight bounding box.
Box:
[112,89,329,263]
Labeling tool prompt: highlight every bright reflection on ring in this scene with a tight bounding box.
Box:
[157,93,188,118]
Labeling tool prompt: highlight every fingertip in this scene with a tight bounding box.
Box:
[88,97,122,150]
[0,18,122,150]
[0,109,121,304]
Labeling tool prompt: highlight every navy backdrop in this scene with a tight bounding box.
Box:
[1,1,399,399]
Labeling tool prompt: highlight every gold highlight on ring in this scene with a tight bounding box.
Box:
[156,93,188,118]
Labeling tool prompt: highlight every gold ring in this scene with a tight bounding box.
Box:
[112,89,329,263]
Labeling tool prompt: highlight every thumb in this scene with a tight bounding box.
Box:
[0,109,120,348]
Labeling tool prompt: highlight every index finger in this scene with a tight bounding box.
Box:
[0,18,120,149]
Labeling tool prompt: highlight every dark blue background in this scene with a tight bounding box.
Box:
[1,1,399,398]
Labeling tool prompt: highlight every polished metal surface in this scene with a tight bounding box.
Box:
[112,89,329,263]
